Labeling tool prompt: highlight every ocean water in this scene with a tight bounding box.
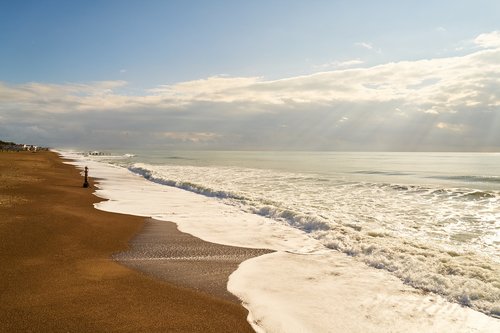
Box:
[61,150,500,330]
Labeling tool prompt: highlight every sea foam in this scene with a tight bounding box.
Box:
[123,162,500,317]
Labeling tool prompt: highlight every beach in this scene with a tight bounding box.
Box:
[0,151,259,332]
[3,150,499,333]
[62,150,500,333]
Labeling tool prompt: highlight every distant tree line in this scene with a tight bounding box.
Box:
[0,140,49,152]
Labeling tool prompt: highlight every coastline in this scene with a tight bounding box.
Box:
[21,150,499,333]
[0,151,257,332]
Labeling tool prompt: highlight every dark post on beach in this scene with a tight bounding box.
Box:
[83,166,89,188]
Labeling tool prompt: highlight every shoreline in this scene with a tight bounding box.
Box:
[0,151,257,332]
[114,217,271,303]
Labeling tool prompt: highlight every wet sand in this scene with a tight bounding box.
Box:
[114,218,270,303]
[0,151,260,332]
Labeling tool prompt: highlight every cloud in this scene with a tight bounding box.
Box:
[4,46,497,114]
[436,122,466,132]
[474,31,500,48]
[355,42,374,50]
[2,31,500,151]
[0,80,130,113]
[158,131,222,143]
[337,59,364,67]
[149,75,263,105]
[314,59,364,70]
[354,41,382,54]
[436,26,447,33]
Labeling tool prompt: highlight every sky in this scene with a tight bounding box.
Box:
[1,0,500,151]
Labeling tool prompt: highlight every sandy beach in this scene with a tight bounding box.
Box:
[0,151,259,332]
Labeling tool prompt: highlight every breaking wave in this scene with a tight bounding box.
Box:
[127,162,500,318]
[129,165,246,200]
[428,175,500,184]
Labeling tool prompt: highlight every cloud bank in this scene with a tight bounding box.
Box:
[1,31,500,151]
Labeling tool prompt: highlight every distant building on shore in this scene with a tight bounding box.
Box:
[88,151,106,156]
[0,140,49,152]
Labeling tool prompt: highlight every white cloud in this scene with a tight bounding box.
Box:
[436,122,466,132]
[355,42,374,50]
[436,26,447,33]
[474,31,500,48]
[149,75,262,104]
[354,41,382,54]
[314,59,364,70]
[2,40,500,115]
[337,59,364,67]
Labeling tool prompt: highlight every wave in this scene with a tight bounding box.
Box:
[129,164,332,234]
[354,170,413,176]
[129,165,246,200]
[252,205,331,233]
[368,182,498,201]
[321,225,500,318]
[428,174,500,184]
[127,162,500,318]
[165,156,195,161]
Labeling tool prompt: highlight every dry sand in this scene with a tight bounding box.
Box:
[0,151,260,332]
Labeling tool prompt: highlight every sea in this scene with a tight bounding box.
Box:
[60,150,500,331]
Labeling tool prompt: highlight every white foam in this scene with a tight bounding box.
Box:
[58,151,500,332]
[60,151,321,252]
[124,161,500,315]
[230,251,499,333]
